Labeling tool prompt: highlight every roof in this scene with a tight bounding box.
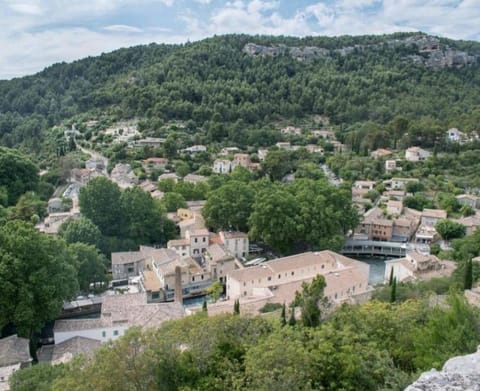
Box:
[37,336,101,364]
[188,228,210,237]
[422,209,447,219]
[229,251,364,282]
[167,239,189,247]
[54,318,104,333]
[183,174,208,183]
[0,335,31,367]
[206,244,233,262]
[220,231,248,239]
[111,251,145,265]
[387,200,403,208]
[55,293,185,333]
[142,268,162,292]
[456,194,480,201]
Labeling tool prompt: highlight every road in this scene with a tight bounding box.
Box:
[320,164,343,186]
[77,144,109,177]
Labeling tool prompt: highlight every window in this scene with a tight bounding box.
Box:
[195,238,198,243]
[267,276,272,281]
[102,331,106,338]
[192,276,195,282]
[321,264,325,269]
[244,291,247,296]
[203,237,206,242]
[291,271,294,276]
[114,330,119,336]
[278,274,281,279]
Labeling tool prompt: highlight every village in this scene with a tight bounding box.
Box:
[2,119,480,388]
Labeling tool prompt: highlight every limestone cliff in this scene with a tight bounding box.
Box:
[405,346,480,390]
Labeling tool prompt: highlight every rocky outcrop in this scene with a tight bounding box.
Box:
[405,346,480,390]
[243,34,479,69]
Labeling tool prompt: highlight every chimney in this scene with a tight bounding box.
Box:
[174,266,183,303]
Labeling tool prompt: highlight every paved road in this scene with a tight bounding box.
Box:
[320,164,343,186]
[77,144,109,177]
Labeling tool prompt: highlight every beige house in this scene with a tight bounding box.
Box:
[421,209,447,227]
[312,129,335,139]
[353,180,376,190]
[213,159,237,174]
[386,177,419,190]
[219,231,249,259]
[455,215,480,236]
[142,157,168,170]
[233,153,251,168]
[226,251,370,304]
[387,200,403,217]
[111,251,146,281]
[371,148,392,159]
[405,147,431,162]
[385,251,455,283]
[456,194,480,210]
[183,174,208,184]
[385,160,398,173]
[356,207,393,241]
[281,126,302,135]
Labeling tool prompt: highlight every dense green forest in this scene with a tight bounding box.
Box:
[1,32,480,154]
[10,291,480,391]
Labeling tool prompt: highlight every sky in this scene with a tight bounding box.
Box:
[1,0,479,80]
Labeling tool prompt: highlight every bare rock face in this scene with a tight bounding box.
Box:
[243,34,479,69]
[405,346,480,390]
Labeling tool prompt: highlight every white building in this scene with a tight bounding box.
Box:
[405,147,431,162]
[447,128,465,143]
[213,159,237,174]
[227,251,370,303]
[385,251,456,283]
[0,335,31,391]
[53,293,184,345]
[219,231,249,259]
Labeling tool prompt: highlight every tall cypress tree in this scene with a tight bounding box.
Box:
[280,303,286,327]
[464,259,473,290]
[288,307,296,326]
[389,268,394,286]
[202,299,208,312]
[390,277,397,303]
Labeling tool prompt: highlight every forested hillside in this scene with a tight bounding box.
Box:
[1,32,480,152]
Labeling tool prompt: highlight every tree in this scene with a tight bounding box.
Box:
[0,221,77,354]
[58,217,101,247]
[294,275,327,328]
[160,192,187,213]
[9,362,66,391]
[262,150,293,181]
[121,186,167,244]
[460,204,476,217]
[206,281,223,303]
[464,259,473,290]
[249,188,301,254]
[390,277,397,303]
[68,243,108,292]
[288,307,296,326]
[405,181,424,194]
[0,147,39,206]
[10,191,47,222]
[233,299,240,315]
[78,177,123,236]
[280,303,287,327]
[435,219,466,241]
[202,181,254,232]
[389,268,394,286]
[202,299,208,312]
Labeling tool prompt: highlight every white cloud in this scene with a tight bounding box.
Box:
[0,0,479,79]
[103,24,144,33]
[8,3,43,15]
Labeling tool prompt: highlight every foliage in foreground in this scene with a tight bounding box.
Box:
[11,292,480,391]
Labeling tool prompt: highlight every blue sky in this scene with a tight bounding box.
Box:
[1,0,479,79]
